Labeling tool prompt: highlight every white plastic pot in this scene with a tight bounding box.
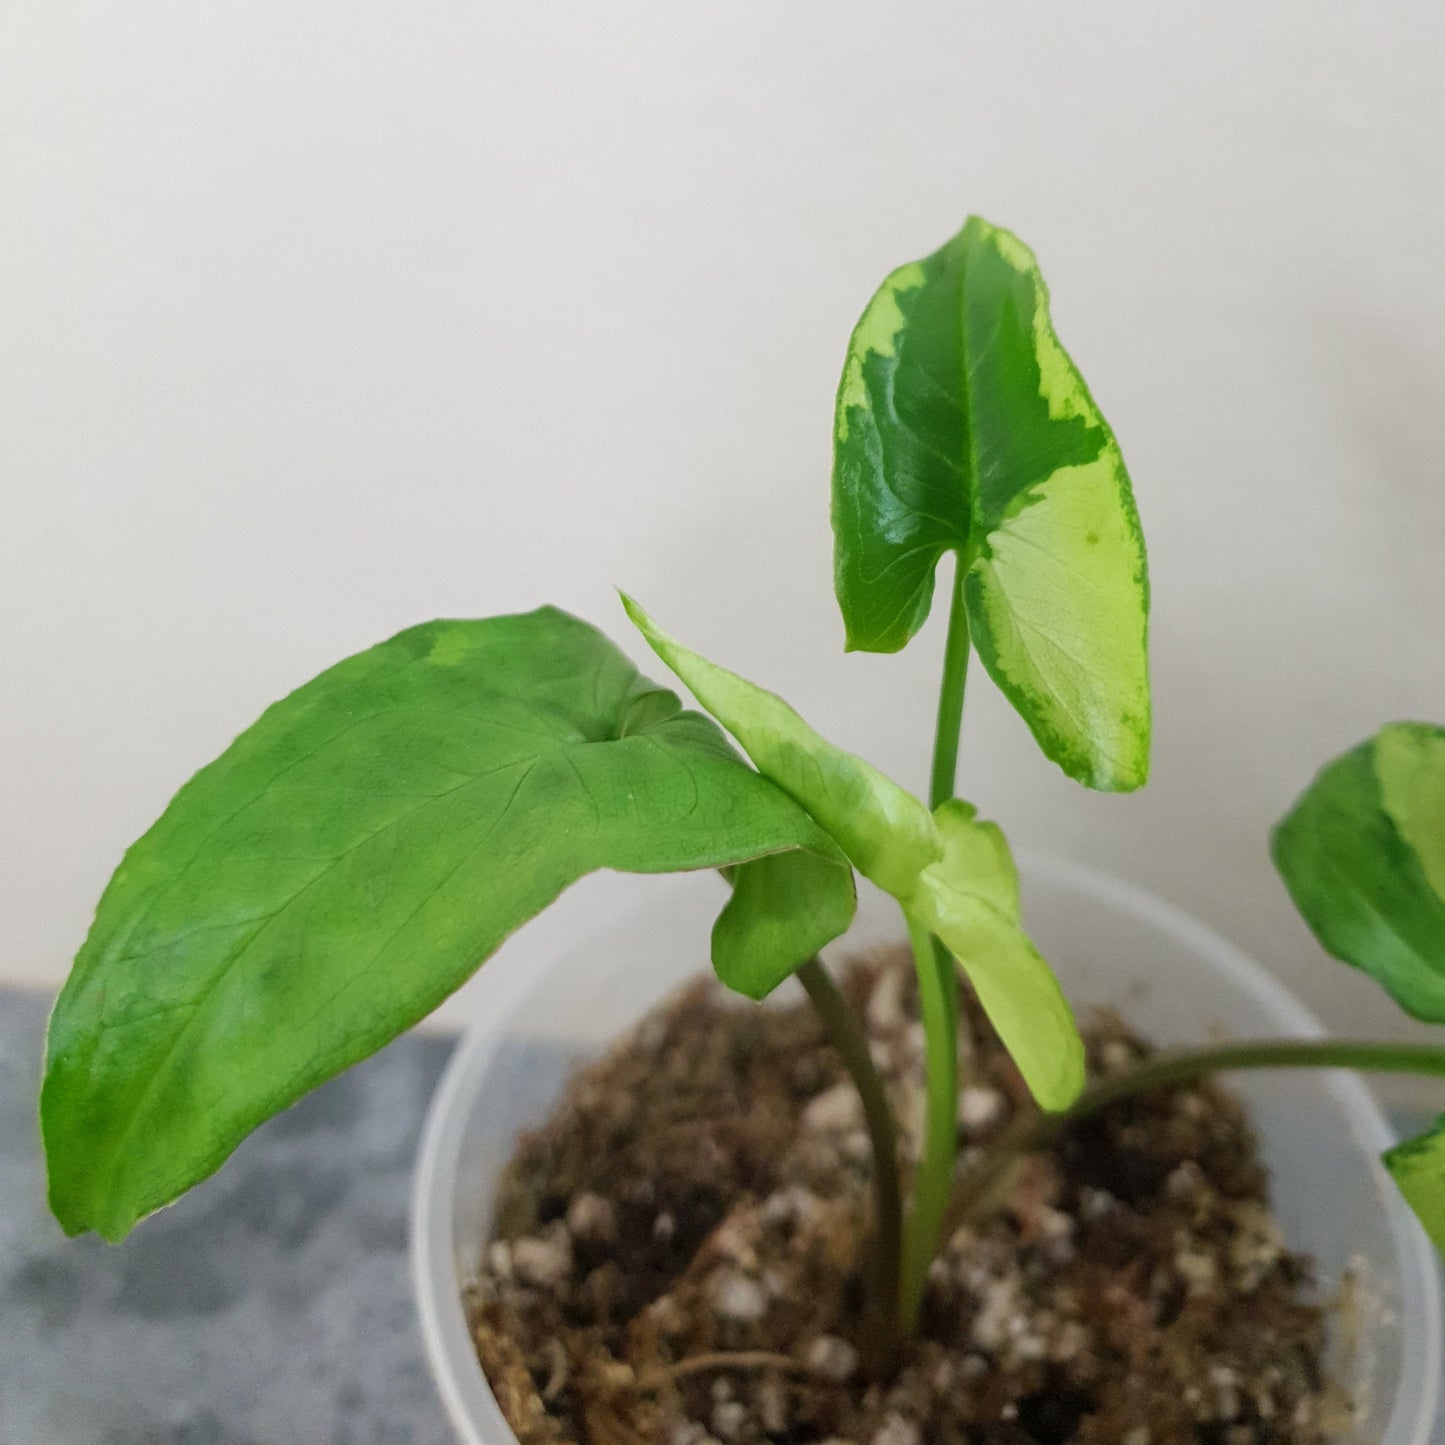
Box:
[412,857,1442,1444]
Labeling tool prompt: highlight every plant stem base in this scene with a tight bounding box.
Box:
[464,949,1337,1445]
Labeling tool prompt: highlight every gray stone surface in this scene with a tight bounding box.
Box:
[1,988,456,1444]
[4,987,1443,1443]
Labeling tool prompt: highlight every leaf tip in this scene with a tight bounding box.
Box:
[42,1166,125,1243]
[1096,750,1152,795]
[839,618,873,656]
[616,590,649,632]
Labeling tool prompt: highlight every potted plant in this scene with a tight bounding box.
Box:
[40,216,1445,1442]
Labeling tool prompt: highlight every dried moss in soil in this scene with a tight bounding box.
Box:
[465,950,1342,1445]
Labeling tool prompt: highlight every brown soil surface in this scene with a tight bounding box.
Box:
[465,949,1342,1445]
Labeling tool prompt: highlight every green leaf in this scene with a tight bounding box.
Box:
[913,801,1085,1110]
[1376,722,1445,903]
[624,598,1084,1111]
[1272,723,1445,1022]
[42,607,854,1240]
[1384,1114,1445,1255]
[621,593,940,900]
[832,215,1149,792]
[714,848,856,1001]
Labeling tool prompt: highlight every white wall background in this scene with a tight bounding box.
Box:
[4,4,1444,1082]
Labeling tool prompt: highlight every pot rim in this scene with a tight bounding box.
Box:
[410,852,1443,1445]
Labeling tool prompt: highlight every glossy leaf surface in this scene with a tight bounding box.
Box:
[832,216,1149,791]
[625,599,1084,1109]
[1272,722,1445,1022]
[43,608,853,1239]
[1384,1114,1445,1255]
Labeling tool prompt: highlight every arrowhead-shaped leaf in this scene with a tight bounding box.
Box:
[832,215,1150,792]
[914,802,1085,1110]
[1384,1114,1445,1256]
[42,608,854,1240]
[624,598,1084,1110]
[1272,722,1445,1023]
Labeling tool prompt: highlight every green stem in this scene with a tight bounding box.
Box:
[927,573,974,1061]
[796,957,903,1362]
[946,1038,1445,1231]
[895,559,975,1330]
[899,910,958,1329]
[929,560,971,811]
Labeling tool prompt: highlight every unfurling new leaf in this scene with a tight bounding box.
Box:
[42,608,854,1240]
[913,802,1085,1110]
[623,595,1085,1110]
[832,215,1150,792]
[620,592,940,898]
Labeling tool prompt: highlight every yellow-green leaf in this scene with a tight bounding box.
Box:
[920,799,1020,918]
[625,598,1084,1111]
[914,801,1085,1110]
[621,593,939,899]
[1384,1114,1445,1255]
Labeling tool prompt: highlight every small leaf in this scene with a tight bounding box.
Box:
[42,608,853,1240]
[621,593,940,900]
[1272,723,1445,1022]
[832,216,1149,791]
[714,849,856,1001]
[1384,1114,1445,1256]
[914,801,1085,1110]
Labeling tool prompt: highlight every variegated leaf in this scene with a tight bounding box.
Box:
[833,216,1149,792]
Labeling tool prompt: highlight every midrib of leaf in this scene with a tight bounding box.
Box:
[93,754,541,1204]
[104,752,540,976]
[956,237,985,568]
[241,759,544,1083]
[88,700,561,983]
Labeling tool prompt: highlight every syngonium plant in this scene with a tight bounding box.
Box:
[39,216,1445,1356]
